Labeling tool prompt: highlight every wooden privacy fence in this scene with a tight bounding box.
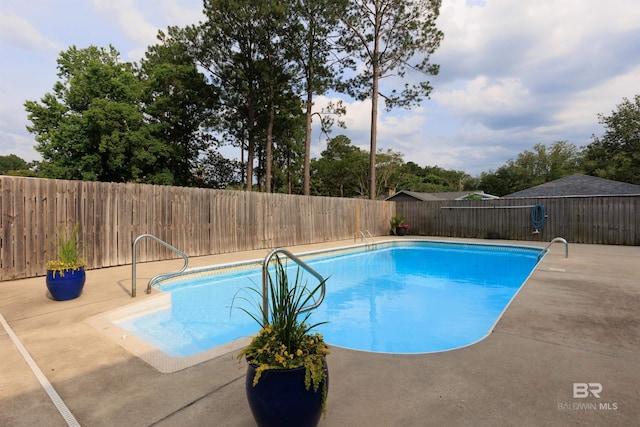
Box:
[397,196,640,245]
[0,176,394,281]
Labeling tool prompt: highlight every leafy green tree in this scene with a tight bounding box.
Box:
[337,0,444,199]
[140,31,218,186]
[196,150,243,189]
[477,167,527,197]
[311,134,368,196]
[582,94,640,184]
[516,141,581,183]
[195,0,298,191]
[182,6,258,190]
[0,154,28,175]
[479,141,582,196]
[375,148,404,196]
[395,162,470,193]
[24,45,170,183]
[259,95,306,194]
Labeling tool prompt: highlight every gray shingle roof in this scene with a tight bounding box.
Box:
[504,174,640,198]
[385,190,499,201]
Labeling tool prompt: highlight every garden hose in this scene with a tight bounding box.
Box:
[530,204,546,233]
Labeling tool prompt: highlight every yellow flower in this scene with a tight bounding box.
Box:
[296,349,303,357]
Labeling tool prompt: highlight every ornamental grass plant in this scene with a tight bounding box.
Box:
[46,223,87,276]
[235,253,330,411]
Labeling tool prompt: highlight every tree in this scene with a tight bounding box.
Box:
[515,141,581,184]
[0,154,28,174]
[196,150,243,189]
[289,0,348,195]
[582,94,640,184]
[396,162,470,193]
[184,3,259,190]
[310,134,368,196]
[259,95,306,194]
[24,45,170,183]
[196,0,301,192]
[479,141,582,196]
[374,148,404,196]
[337,0,443,199]
[139,30,217,186]
[257,3,298,193]
[477,166,528,197]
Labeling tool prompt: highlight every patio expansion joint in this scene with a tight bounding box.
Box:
[492,330,640,364]
[0,313,81,427]
[147,373,245,426]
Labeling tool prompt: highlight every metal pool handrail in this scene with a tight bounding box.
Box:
[354,230,375,247]
[261,248,326,326]
[537,237,569,261]
[131,234,189,297]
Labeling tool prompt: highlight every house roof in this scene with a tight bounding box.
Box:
[385,190,499,202]
[503,174,640,198]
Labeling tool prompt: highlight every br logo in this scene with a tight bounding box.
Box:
[573,383,602,398]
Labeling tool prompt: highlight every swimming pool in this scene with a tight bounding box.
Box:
[115,240,543,358]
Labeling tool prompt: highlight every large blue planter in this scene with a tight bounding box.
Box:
[46,268,86,301]
[246,363,328,427]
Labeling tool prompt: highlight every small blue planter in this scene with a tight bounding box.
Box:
[46,268,86,301]
[246,363,327,427]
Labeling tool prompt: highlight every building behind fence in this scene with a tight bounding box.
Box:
[1,176,638,281]
[0,177,394,281]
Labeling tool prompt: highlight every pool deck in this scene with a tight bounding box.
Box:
[1,237,639,426]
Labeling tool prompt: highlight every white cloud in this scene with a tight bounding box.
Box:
[90,0,204,60]
[92,0,159,59]
[550,64,640,134]
[0,11,63,53]
[435,76,530,119]
[158,0,205,26]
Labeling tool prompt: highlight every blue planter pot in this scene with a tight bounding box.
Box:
[46,268,86,301]
[246,363,328,427]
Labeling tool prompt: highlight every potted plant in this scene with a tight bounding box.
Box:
[235,254,330,427]
[396,222,410,236]
[46,223,87,301]
[391,216,409,236]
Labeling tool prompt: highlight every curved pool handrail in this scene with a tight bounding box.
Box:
[132,234,189,297]
[354,229,375,243]
[262,248,326,325]
[537,237,568,262]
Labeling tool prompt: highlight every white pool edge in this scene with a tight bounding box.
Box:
[86,293,251,373]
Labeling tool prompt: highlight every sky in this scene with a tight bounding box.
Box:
[1,0,639,177]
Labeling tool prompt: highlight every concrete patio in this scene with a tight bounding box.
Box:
[1,237,639,426]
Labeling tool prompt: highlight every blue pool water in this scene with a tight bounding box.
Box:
[117,241,542,356]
